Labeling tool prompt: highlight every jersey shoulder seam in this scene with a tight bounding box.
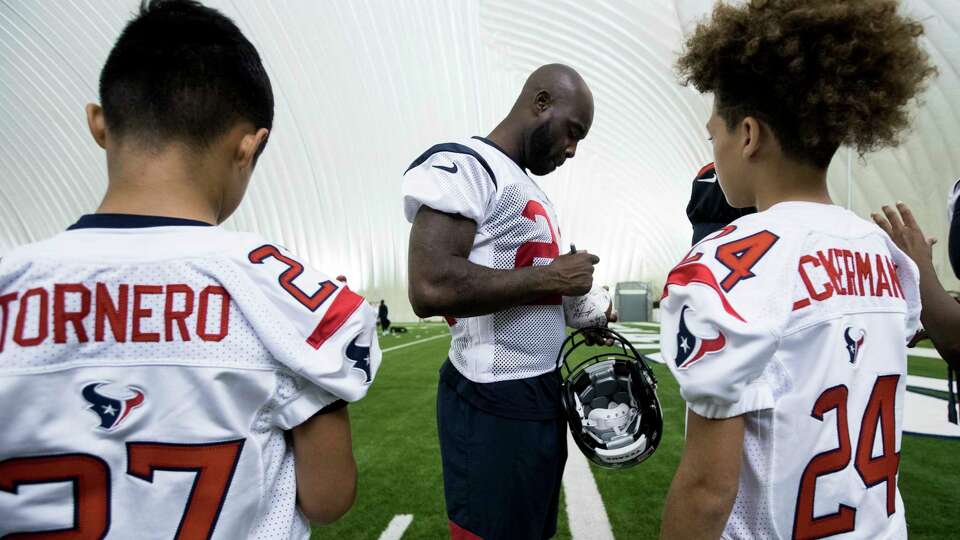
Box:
[403,141,497,188]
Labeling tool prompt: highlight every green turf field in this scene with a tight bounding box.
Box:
[908,354,953,379]
[313,323,959,539]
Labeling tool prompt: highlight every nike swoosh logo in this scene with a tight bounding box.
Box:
[433,163,458,174]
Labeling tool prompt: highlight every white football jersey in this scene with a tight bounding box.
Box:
[948,178,959,222]
[0,217,381,539]
[402,136,568,383]
[660,202,920,540]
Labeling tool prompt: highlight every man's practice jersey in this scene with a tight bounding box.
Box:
[402,136,568,384]
[660,202,920,540]
[0,215,381,539]
[948,179,960,279]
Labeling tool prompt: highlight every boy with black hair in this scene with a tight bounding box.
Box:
[0,1,378,536]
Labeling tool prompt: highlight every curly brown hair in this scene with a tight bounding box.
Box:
[677,0,936,168]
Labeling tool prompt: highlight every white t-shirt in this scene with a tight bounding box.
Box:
[0,216,380,539]
[660,202,920,540]
[402,136,568,383]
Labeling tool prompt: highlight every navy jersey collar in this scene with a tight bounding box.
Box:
[472,136,526,172]
[68,213,214,230]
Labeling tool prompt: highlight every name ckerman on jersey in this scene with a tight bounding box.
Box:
[793,246,906,309]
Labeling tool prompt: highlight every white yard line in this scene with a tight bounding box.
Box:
[616,322,661,330]
[563,431,615,540]
[377,514,414,540]
[908,348,944,360]
[908,375,954,391]
[904,386,960,438]
[381,334,448,354]
[620,336,661,344]
[643,351,665,364]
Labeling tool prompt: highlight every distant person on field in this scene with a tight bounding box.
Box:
[379,299,390,335]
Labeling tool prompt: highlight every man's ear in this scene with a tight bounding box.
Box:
[534,90,552,115]
[237,128,270,169]
[86,103,108,149]
[741,116,762,160]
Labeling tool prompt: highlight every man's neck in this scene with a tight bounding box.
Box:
[486,119,525,168]
[97,147,221,224]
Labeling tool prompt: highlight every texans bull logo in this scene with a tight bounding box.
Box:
[675,305,726,370]
[82,382,145,431]
[346,336,372,382]
[844,327,866,364]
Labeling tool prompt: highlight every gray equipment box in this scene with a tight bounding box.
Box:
[615,282,650,322]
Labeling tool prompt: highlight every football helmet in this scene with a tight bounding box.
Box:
[557,328,663,469]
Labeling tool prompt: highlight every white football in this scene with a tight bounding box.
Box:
[563,285,611,329]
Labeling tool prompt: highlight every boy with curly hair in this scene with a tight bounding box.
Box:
[659,1,936,538]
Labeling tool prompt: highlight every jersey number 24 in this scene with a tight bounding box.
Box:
[793,375,900,540]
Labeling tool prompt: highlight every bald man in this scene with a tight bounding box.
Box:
[402,64,608,539]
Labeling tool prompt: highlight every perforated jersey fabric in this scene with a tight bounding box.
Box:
[0,222,380,539]
[403,137,568,383]
[948,179,960,279]
[661,202,920,539]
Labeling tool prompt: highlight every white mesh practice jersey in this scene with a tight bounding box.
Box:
[402,137,568,383]
[660,202,920,540]
[948,178,959,222]
[0,219,381,539]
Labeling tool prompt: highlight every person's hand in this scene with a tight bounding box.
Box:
[582,327,614,346]
[605,299,618,324]
[583,298,618,346]
[907,327,928,348]
[547,251,599,296]
[871,202,936,269]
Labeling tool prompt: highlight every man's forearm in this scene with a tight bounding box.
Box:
[407,206,595,318]
[916,262,960,368]
[412,256,559,318]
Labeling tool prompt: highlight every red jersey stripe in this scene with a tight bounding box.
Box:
[306,289,364,349]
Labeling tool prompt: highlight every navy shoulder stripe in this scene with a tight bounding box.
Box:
[404,143,497,188]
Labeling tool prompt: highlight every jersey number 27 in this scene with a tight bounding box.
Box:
[0,439,243,539]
